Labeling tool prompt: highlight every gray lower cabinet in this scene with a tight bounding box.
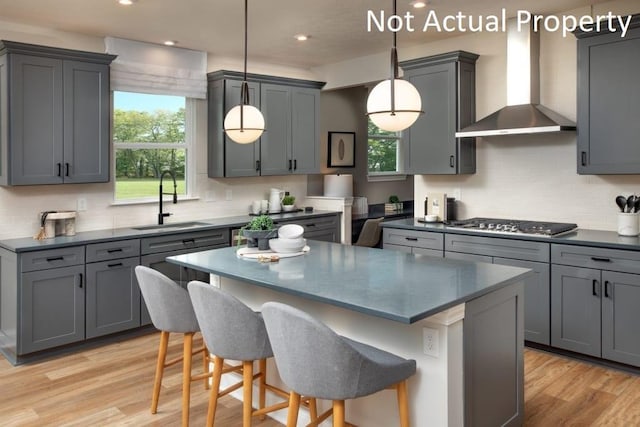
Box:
[85,239,142,338]
[0,41,114,185]
[275,215,340,243]
[445,233,551,345]
[17,251,85,354]
[382,228,444,257]
[400,51,478,175]
[207,71,324,178]
[575,16,640,174]
[551,244,640,366]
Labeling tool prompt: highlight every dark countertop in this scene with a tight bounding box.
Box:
[167,240,531,324]
[0,211,340,253]
[381,218,640,251]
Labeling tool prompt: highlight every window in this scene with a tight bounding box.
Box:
[113,91,192,201]
[367,117,403,175]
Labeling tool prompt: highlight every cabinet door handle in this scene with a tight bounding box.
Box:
[107,262,123,268]
[288,159,292,171]
[405,237,419,241]
[591,257,611,262]
[294,159,297,170]
[65,163,70,177]
[107,248,123,253]
[256,160,261,172]
[57,163,62,177]
[449,156,455,168]
[182,238,196,245]
[604,280,611,298]
[592,279,599,296]
[46,256,64,262]
[79,273,83,289]
[581,151,587,166]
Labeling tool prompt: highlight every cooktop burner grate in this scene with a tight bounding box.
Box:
[446,217,578,236]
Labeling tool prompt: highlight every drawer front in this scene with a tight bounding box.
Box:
[276,215,339,232]
[382,228,444,251]
[413,247,443,258]
[141,229,229,255]
[552,244,640,274]
[21,246,85,272]
[445,234,549,262]
[86,239,141,263]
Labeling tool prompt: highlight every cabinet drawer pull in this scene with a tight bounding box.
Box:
[590,257,611,262]
[405,237,419,241]
[306,223,316,227]
[449,156,455,168]
[182,238,196,244]
[79,273,83,289]
[288,159,292,171]
[581,151,587,166]
[107,248,123,253]
[604,280,611,298]
[57,163,62,177]
[46,256,64,262]
[592,279,599,296]
[107,262,123,268]
[294,159,297,170]
[65,163,70,177]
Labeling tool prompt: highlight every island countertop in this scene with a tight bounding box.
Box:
[167,240,531,324]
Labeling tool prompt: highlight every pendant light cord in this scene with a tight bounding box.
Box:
[389,0,398,115]
[239,0,249,129]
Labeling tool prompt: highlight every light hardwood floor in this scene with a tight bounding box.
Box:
[1,332,639,426]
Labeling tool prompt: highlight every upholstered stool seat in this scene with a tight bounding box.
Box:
[134,266,210,427]
[187,281,316,427]
[354,217,384,247]
[262,301,416,427]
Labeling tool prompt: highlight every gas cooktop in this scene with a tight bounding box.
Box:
[445,217,578,237]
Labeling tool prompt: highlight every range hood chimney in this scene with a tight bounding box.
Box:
[456,20,576,137]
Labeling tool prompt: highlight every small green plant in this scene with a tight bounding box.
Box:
[246,214,274,230]
[282,195,295,206]
[388,195,400,203]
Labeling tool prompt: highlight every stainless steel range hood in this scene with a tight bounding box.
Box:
[456,20,576,138]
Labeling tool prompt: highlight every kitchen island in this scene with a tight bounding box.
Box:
[168,240,531,426]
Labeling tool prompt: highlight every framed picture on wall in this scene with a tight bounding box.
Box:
[327,132,355,167]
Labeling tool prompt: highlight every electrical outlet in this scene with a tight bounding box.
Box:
[423,327,439,358]
[77,198,87,211]
[205,191,216,202]
[225,189,233,201]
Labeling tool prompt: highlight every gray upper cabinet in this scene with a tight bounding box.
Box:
[207,70,324,178]
[0,41,114,185]
[400,51,479,175]
[575,16,640,174]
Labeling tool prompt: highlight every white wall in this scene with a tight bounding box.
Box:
[0,24,309,240]
[313,0,640,231]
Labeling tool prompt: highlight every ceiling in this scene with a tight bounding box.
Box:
[0,0,605,69]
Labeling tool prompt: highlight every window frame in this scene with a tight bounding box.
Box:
[366,119,407,181]
[111,94,197,204]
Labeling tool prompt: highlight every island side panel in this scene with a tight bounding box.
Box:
[0,248,18,363]
[463,281,524,427]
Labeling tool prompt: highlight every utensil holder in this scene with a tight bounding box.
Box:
[617,212,639,236]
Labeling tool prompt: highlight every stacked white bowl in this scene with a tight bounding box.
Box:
[269,224,306,253]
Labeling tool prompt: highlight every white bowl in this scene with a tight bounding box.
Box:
[425,214,439,222]
[269,237,306,253]
[278,224,304,239]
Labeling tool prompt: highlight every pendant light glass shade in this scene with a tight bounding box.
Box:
[366,0,423,132]
[224,104,265,144]
[367,79,422,132]
[223,0,264,144]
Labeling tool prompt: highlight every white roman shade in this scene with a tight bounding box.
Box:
[105,37,207,99]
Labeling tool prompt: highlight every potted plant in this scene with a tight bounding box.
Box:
[239,215,277,250]
[281,195,296,212]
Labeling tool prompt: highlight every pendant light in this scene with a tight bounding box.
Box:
[224,0,265,144]
[366,0,423,132]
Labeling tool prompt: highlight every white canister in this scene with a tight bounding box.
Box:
[617,212,639,236]
[251,200,261,215]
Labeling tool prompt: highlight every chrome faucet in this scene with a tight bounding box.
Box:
[158,170,178,225]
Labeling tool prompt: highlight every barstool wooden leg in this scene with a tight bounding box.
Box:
[257,358,267,420]
[207,356,224,427]
[151,331,169,414]
[286,391,301,427]
[182,332,194,427]
[242,360,254,427]
[203,346,210,390]
[397,380,410,427]
[309,397,318,421]
[332,400,345,427]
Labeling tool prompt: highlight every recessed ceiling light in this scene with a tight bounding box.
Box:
[118,0,136,5]
[410,0,428,8]
[163,40,177,46]
[294,34,309,41]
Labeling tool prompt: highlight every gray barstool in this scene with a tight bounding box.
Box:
[261,301,416,427]
[134,266,210,427]
[354,217,384,247]
[187,281,316,427]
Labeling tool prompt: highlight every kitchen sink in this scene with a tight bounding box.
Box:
[132,221,210,231]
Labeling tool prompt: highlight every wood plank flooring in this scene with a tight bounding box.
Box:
[1,332,639,426]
